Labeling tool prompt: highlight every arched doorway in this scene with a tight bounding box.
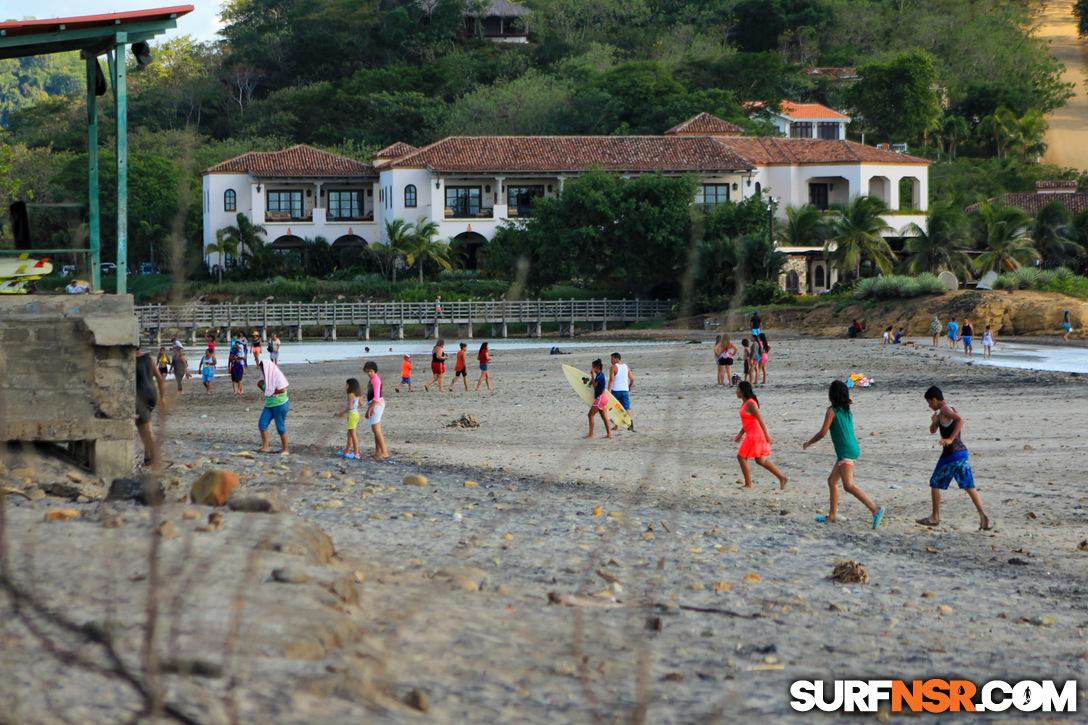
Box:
[785,270,800,295]
[813,263,826,290]
[452,231,487,270]
[268,235,305,250]
[332,234,369,267]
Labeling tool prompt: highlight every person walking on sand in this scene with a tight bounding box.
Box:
[170,340,190,394]
[257,360,290,455]
[424,339,448,391]
[749,334,765,385]
[608,351,634,431]
[734,381,788,490]
[449,342,470,392]
[916,386,990,530]
[750,309,762,336]
[476,342,493,390]
[205,328,219,353]
[395,354,413,393]
[1063,310,1072,341]
[268,333,281,363]
[982,325,995,359]
[947,317,959,350]
[335,378,362,459]
[741,338,752,384]
[803,380,885,528]
[930,316,941,348]
[199,347,217,394]
[363,361,388,458]
[585,359,612,439]
[251,330,263,365]
[229,342,245,394]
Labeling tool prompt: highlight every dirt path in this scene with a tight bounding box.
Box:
[1038,0,1088,170]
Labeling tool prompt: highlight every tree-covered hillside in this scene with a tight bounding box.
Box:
[0,0,1083,274]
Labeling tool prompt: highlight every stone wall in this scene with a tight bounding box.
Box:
[778,257,809,294]
[0,295,139,479]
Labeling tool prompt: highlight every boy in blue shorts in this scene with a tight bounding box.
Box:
[916,386,991,530]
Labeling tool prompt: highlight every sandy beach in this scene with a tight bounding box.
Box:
[3,331,1088,721]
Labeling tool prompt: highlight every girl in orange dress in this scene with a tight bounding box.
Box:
[735,381,788,490]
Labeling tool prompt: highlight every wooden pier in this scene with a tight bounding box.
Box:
[134,299,672,345]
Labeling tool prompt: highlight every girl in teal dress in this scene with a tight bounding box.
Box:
[803,380,885,528]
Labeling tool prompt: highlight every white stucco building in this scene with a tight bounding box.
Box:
[202,113,929,293]
[746,101,851,141]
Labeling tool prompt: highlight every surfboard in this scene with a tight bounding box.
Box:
[562,364,632,430]
[0,255,52,294]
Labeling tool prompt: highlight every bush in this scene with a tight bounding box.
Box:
[742,279,792,306]
[853,274,947,300]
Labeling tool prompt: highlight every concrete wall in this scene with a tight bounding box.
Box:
[0,295,140,479]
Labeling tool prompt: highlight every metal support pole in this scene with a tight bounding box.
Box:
[112,37,129,292]
[86,58,101,292]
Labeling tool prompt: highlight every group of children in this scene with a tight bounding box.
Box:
[713,332,771,387]
[335,339,497,460]
[335,361,388,460]
[401,340,493,393]
[733,378,989,531]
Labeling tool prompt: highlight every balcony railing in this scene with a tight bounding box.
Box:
[444,207,494,219]
[265,212,312,223]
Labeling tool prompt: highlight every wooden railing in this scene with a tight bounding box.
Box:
[134,298,672,335]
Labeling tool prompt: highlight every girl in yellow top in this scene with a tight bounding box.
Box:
[335,378,362,459]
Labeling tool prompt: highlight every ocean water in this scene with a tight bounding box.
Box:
[165,339,675,371]
[965,341,1088,374]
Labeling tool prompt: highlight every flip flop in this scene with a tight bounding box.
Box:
[815,515,829,523]
[980,515,992,531]
[915,517,939,527]
[873,507,886,529]
[335,451,346,458]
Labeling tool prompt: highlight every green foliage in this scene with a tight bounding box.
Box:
[520,170,698,295]
[742,279,792,306]
[1078,0,1088,37]
[993,266,1075,291]
[970,201,1039,273]
[853,273,944,300]
[849,50,942,144]
[825,195,896,274]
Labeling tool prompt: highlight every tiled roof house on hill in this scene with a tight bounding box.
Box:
[202,114,929,293]
[965,180,1088,217]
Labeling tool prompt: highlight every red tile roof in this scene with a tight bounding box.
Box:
[373,142,419,159]
[203,145,378,178]
[1035,180,1077,191]
[967,193,1088,217]
[388,136,755,173]
[664,112,744,136]
[745,101,850,120]
[714,137,927,166]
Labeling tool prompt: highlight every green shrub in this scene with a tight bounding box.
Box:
[915,272,945,295]
[742,280,791,306]
[853,277,876,299]
[1011,267,1042,290]
[852,274,946,301]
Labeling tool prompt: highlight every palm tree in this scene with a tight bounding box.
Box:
[204,228,238,284]
[899,200,973,276]
[977,106,1020,159]
[970,201,1039,273]
[223,213,267,271]
[938,115,970,159]
[383,218,415,283]
[400,218,453,284]
[825,195,896,276]
[1067,208,1088,273]
[1033,201,1078,267]
[777,204,828,247]
[1018,109,1049,162]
